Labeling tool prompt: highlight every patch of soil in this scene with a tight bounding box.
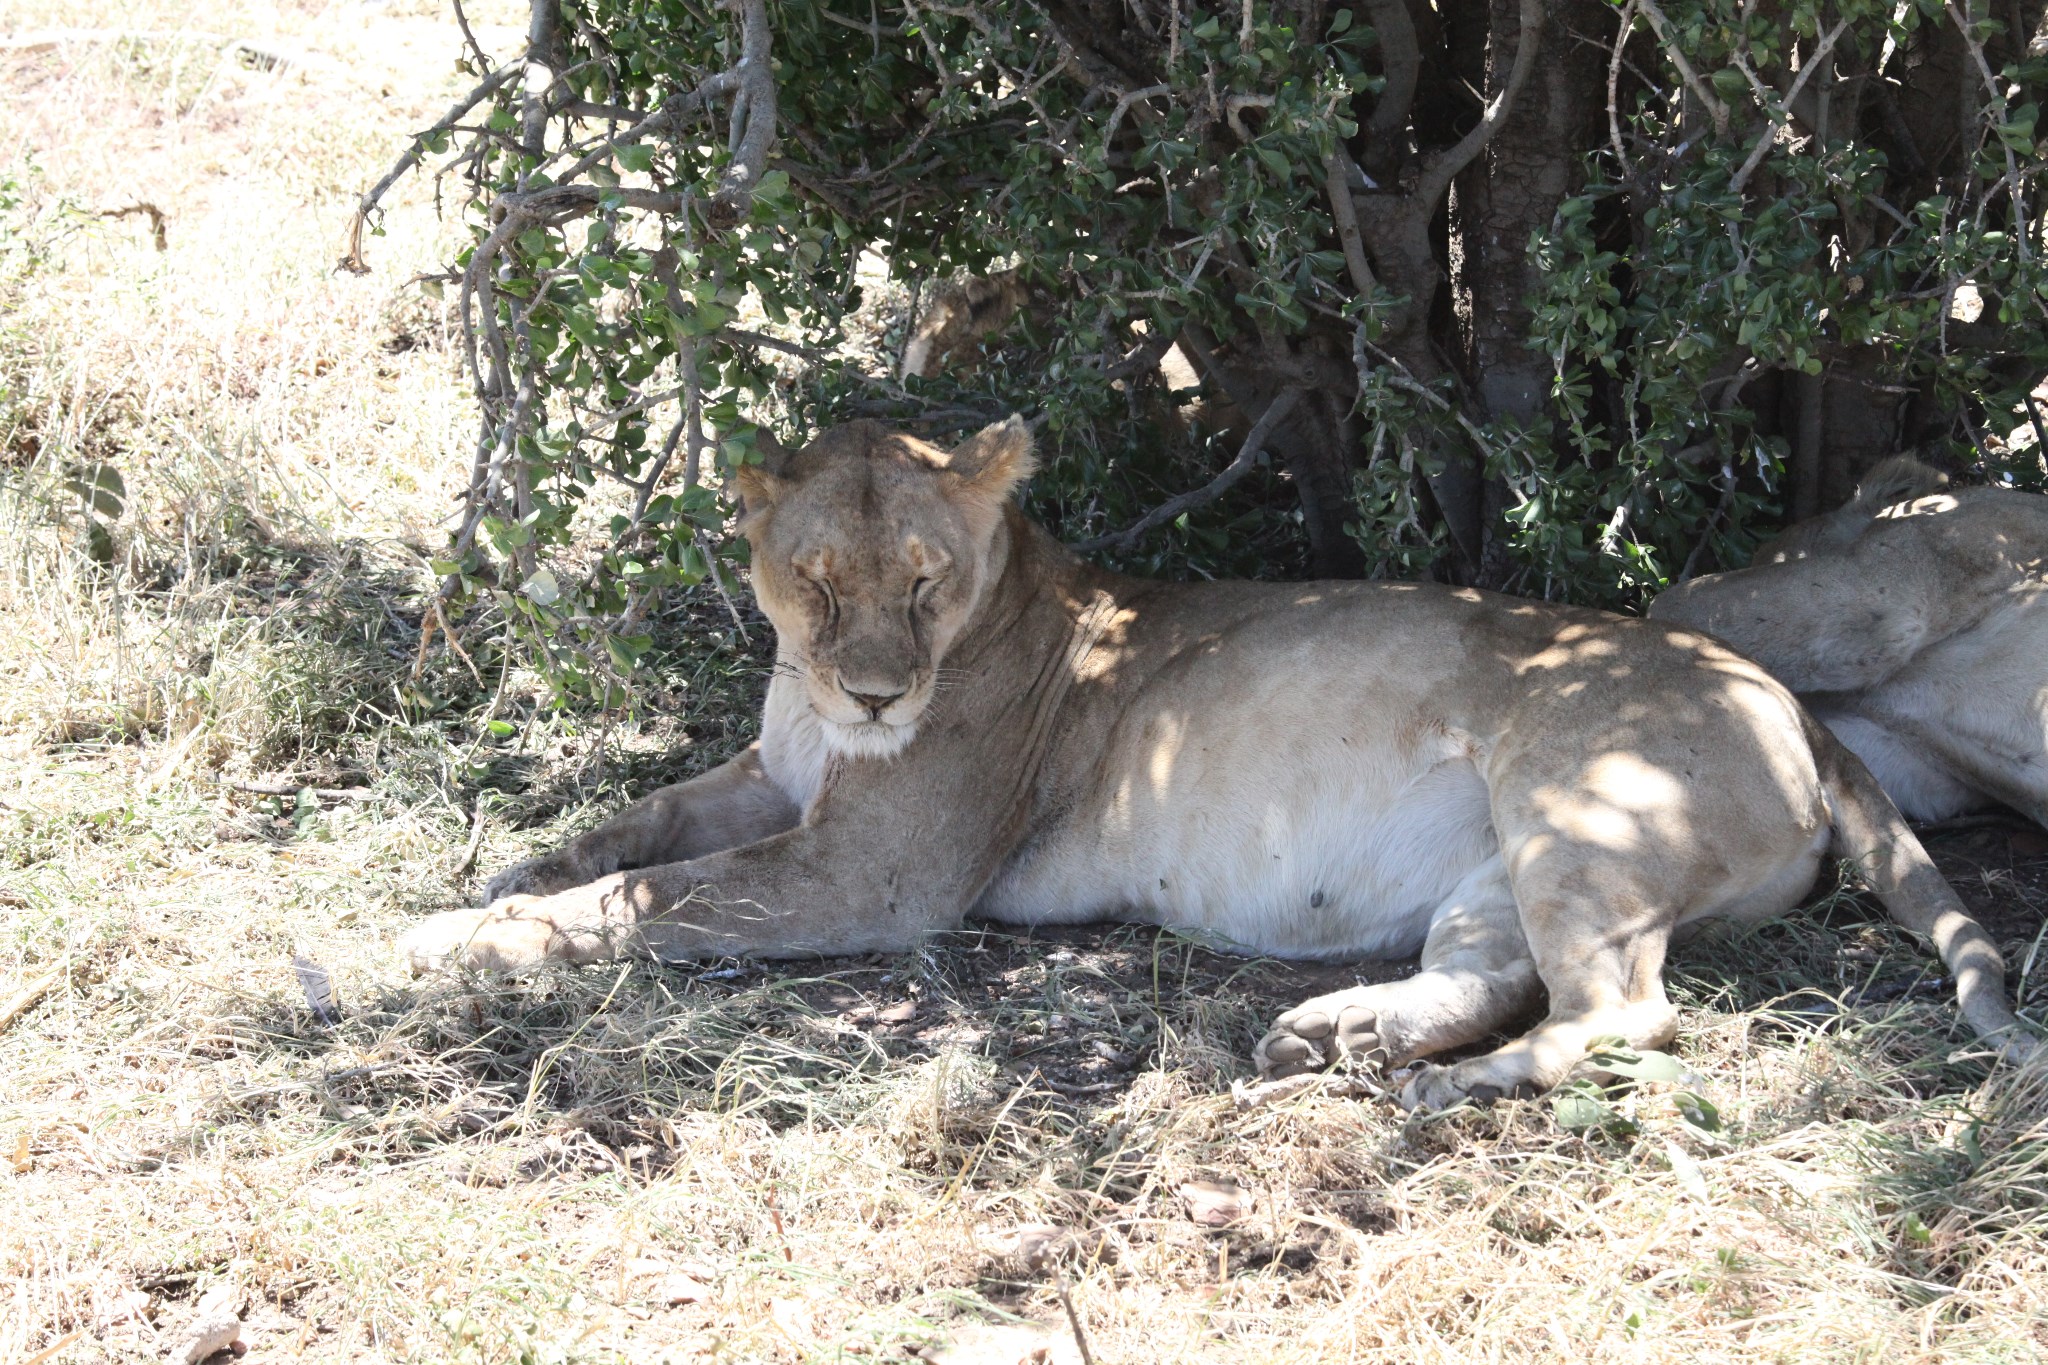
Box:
[1919,815,2048,946]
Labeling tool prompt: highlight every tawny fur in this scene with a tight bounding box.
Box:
[401,424,2036,1108]
[1652,460,2048,828]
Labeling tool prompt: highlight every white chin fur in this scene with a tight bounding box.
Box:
[821,718,917,760]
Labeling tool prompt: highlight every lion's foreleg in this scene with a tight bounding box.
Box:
[482,745,799,903]
[406,826,963,974]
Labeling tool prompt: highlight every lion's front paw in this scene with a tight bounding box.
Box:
[1254,989,1390,1079]
[482,855,585,906]
[1396,1060,1540,1113]
[399,898,558,975]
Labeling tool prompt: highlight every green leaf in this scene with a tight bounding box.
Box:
[1589,1045,1704,1089]
[485,718,516,737]
[522,568,560,606]
[1552,1083,1636,1136]
[65,461,126,518]
[615,142,656,173]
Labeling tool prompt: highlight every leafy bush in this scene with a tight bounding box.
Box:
[352,0,2048,695]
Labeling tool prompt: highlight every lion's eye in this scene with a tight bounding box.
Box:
[800,571,838,626]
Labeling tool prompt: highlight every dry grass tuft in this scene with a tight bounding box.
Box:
[3,2,2048,1362]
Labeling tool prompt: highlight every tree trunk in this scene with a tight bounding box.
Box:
[1454,0,1610,586]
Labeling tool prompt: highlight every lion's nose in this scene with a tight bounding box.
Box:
[842,685,906,719]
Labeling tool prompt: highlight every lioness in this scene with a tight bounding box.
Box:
[401,420,2035,1107]
[1651,459,2048,829]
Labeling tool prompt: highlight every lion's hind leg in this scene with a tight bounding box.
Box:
[1398,874,1681,1111]
[1254,856,1543,1079]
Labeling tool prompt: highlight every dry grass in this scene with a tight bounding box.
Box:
[4,3,2048,1362]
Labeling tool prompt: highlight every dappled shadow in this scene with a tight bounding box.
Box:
[186,924,1415,1186]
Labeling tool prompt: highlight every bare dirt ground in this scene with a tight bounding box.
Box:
[3,3,2047,1363]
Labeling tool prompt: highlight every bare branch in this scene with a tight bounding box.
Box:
[1413,0,1545,213]
[1224,93,1274,140]
[99,201,167,251]
[1607,0,1639,177]
[716,326,825,361]
[1101,83,1171,148]
[1070,389,1303,553]
[451,0,494,71]
[518,0,560,170]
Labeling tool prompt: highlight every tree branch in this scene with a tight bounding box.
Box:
[707,0,778,229]
[339,64,517,273]
[1635,0,1729,138]
[1607,0,1639,176]
[1728,18,1850,195]
[1323,149,1381,297]
[1413,0,1545,213]
[553,73,741,185]
[1359,0,1420,179]
[1946,0,2035,263]
[1070,389,1303,553]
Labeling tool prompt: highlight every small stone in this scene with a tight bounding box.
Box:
[1179,1179,1248,1228]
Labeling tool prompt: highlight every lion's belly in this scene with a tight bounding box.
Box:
[974,723,1499,960]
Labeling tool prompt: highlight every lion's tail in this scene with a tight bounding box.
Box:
[1806,712,2037,1060]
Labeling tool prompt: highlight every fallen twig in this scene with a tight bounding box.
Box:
[18,1329,84,1365]
[215,779,374,800]
[1231,1069,1389,1109]
[0,961,67,1035]
[449,796,490,879]
[99,201,167,250]
[1051,1264,1097,1365]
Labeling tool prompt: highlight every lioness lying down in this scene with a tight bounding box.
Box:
[401,420,2036,1107]
[1652,459,2048,829]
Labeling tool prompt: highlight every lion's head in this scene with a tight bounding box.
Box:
[735,416,1036,759]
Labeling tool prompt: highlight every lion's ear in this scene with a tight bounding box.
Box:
[732,426,796,517]
[945,415,1036,508]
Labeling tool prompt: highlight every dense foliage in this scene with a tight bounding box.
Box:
[352,0,2048,698]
